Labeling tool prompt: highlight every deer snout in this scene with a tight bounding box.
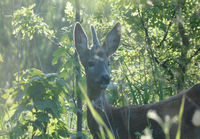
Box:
[99,74,110,88]
[102,75,110,84]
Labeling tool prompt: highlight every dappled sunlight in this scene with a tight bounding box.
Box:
[0,0,199,138]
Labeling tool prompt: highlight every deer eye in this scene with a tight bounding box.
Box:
[108,61,110,66]
[88,61,95,67]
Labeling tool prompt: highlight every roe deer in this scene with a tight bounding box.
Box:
[74,22,200,139]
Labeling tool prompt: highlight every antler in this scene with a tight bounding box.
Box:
[91,25,100,48]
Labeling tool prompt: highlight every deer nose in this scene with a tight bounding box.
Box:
[101,75,110,85]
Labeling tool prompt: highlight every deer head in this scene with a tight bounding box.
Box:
[74,23,121,100]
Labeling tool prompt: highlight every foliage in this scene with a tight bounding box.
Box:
[0,54,3,62]
[0,0,199,138]
[3,68,70,138]
[12,4,54,40]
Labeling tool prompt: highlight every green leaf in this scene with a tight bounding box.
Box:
[35,112,50,123]
[56,78,69,91]
[32,120,43,131]
[29,68,43,77]
[34,100,59,117]
[176,96,185,139]
[56,121,69,137]
[52,47,66,65]
[44,73,58,79]
[0,53,3,62]
[10,104,33,121]
[27,81,45,99]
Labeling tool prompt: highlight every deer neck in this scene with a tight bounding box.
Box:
[86,80,111,112]
[86,77,104,99]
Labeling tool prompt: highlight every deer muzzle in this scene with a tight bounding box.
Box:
[99,74,110,89]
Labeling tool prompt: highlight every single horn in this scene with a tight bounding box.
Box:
[91,25,100,47]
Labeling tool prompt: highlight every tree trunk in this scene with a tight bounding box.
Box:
[75,0,82,138]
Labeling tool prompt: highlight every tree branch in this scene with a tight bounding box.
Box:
[178,22,189,47]
[138,9,175,80]
[157,9,176,48]
[188,46,200,62]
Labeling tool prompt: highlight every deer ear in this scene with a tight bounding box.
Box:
[74,22,88,57]
[102,23,121,56]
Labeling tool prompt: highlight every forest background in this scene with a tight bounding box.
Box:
[0,0,199,138]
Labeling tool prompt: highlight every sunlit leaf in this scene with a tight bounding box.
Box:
[0,54,3,62]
